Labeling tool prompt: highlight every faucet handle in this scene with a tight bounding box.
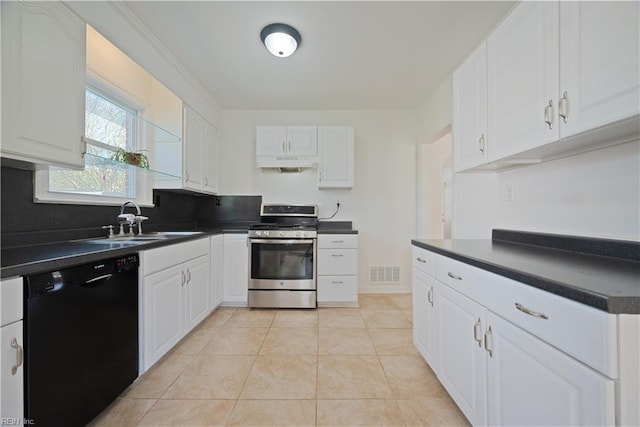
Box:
[101,225,115,238]
[134,215,149,235]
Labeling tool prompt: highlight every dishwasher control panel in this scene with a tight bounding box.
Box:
[116,254,139,271]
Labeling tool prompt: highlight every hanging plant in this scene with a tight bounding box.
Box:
[111,148,150,169]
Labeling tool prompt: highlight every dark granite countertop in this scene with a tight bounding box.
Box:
[411,230,640,314]
[1,220,361,279]
[0,223,253,279]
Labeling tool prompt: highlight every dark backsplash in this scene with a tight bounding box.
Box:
[0,166,261,247]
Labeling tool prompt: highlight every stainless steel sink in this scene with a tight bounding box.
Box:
[85,231,202,245]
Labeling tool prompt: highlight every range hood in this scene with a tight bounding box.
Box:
[256,155,317,172]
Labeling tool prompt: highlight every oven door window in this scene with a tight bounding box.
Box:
[251,241,314,280]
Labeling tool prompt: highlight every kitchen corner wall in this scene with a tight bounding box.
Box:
[219,109,418,293]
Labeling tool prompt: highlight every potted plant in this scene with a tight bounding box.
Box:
[111,148,150,168]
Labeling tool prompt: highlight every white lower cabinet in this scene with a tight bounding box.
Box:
[222,234,248,306]
[486,312,614,426]
[411,269,437,369]
[0,277,25,421]
[411,245,618,426]
[210,235,224,310]
[317,234,358,307]
[141,238,210,371]
[437,283,488,426]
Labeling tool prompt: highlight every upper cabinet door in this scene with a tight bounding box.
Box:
[1,1,86,169]
[487,1,559,160]
[453,43,488,172]
[203,122,219,194]
[183,106,205,191]
[287,126,317,156]
[317,126,354,188]
[256,126,287,156]
[559,1,640,138]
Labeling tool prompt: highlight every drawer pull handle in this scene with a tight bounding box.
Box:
[331,254,344,257]
[427,286,434,306]
[447,272,462,280]
[515,303,549,320]
[332,240,344,243]
[484,326,494,357]
[331,280,344,284]
[416,257,427,263]
[11,338,23,375]
[473,319,482,347]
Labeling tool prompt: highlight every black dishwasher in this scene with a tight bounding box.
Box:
[24,254,139,426]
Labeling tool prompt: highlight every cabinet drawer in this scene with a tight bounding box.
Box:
[318,234,358,249]
[318,276,358,303]
[1,277,23,326]
[487,273,618,378]
[317,249,357,275]
[142,237,210,276]
[436,254,490,305]
[412,246,436,276]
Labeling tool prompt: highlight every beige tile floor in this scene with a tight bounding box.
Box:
[89,294,469,427]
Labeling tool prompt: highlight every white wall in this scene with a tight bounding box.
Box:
[420,133,453,239]
[494,142,640,240]
[219,110,418,293]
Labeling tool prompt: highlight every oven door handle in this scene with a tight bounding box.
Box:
[249,239,315,244]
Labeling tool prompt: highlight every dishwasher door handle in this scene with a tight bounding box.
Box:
[83,274,114,285]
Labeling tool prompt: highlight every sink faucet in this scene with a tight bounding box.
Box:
[118,200,148,235]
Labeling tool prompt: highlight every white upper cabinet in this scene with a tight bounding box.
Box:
[183,106,206,191]
[1,1,86,169]
[455,0,639,171]
[558,1,640,138]
[203,123,219,193]
[317,126,354,188]
[157,105,218,195]
[453,43,489,172]
[487,1,560,161]
[256,126,317,156]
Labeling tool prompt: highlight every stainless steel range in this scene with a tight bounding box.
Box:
[248,204,318,308]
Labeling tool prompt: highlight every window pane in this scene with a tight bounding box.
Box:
[48,89,137,199]
[85,89,134,149]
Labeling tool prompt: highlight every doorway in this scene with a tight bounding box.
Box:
[419,130,453,239]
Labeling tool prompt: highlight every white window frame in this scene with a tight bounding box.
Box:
[35,75,154,207]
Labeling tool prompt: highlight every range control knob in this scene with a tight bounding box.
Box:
[264,231,270,236]
[255,231,262,236]
[296,231,301,237]
[279,231,285,237]
[303,232,308,237]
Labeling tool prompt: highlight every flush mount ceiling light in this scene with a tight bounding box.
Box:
[260,23,301,58]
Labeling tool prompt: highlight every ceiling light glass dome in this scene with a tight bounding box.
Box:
[260,23,302,58]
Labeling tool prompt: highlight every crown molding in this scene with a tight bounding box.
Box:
[110,1,221,112]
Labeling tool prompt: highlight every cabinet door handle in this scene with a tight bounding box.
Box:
[185,170,190,182]
[484,326,494,357]
[427,286,434,306]
[447,272,462,280]
[282,141,285,152]
[187,269,192,283]
[473,319,482,347]
[478,134,485,154]
[288,141,292,151]
[416,257,427,263]
[331,280,344,284]
[10,338,23,375]
[331,254,344,257]
[205,176,209,186]
[181,270,186,287]
[515,302,549,320]
[558,91,568,123]
[544,99,554,129]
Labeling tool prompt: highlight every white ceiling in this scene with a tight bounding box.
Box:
[124,1,515,110]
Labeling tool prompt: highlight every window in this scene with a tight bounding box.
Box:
[35,87,153,206]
